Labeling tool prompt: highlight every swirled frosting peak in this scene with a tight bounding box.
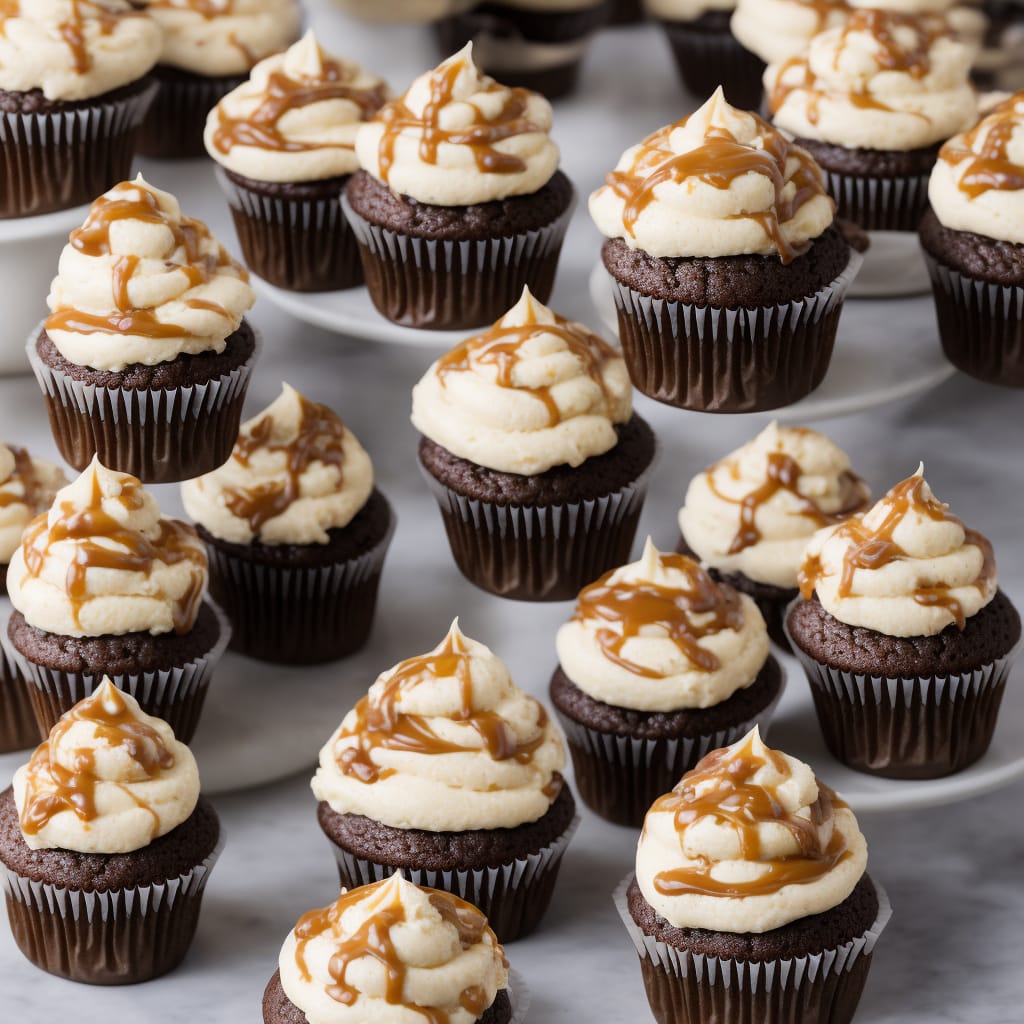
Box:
[44,176,256,372]
[0,445,66,566]
[411,288,631,475]
[12,679,200,853]
[0,0,161,102]
[279,874,509,1024]
[929,90,1024,244]
[354,43,560,206]
[181,384,374,546]
[556,539,770,712]
[636,727,867,932]
[312,620,566,832]
[799,467,997,636]
[766,9,978,151]
[7,456,208,639]
[678,423,871,589]
[588,87,835,263]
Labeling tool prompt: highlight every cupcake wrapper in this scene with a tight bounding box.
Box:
[613,874,891,1024]
[2,832,223,985]
[341,191,574,330]
[0,611,41,754]
[1,603,231,744]
[26,323,260,485]
[421,461,652,602]
[820,168,929,233]
[660,22,765,110]
[137,72,246,160]
[611,251,862,412]
[329,815,580,943]
[922,252,1024,388]
[0,81,157,218]
[506,968,530,1024]
[214,167,363,292]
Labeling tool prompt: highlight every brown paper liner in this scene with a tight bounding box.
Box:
[0,625,40,754]
[820,167,930,233]
[660,21,765,109]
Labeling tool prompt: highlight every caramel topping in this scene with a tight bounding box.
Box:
[56,0,126,75]
[942,94,1024,199]
[0,447,50,513]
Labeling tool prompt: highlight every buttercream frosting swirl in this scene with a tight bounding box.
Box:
[678,423,871,590]
[181,383,375,546]
[644,0,736,22]
[636,727,867,932]
[588,88,836,263]
[7,457,208,639]
[312,621,566,832]
[556,539,770,712]
[0,0,161,102]
[731,0,850,65]
[411,288,631,475]
[13,679,200,854]
[0,445,66,566]
[354,44,560,206]
[799,467,997,636]
[279,874,509,1024]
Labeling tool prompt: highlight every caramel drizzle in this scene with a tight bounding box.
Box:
[649,734,850,899]
[20,683,175,837]
[54,0,131,75]
[942,94,1024,199]
[798,474,996,630]
[20,466,206,634]
[0,447,50,512]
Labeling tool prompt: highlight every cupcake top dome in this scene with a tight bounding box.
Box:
[0,445,67,568]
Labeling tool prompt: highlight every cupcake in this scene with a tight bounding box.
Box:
[28,176,258,484]
[589,88,859,413]
[0,679,222,984]
[264,874,518,1024]
[0,1,161,218]
[3,457,228,743]
[135,0,302,159]
[204,31,389,293]
[969,1,1024,91]
[312,621,577,943]
[343,44,575,330]
[616,727,891,1024]
[677,422,870,649]
[550,538,784,828]
[787,468,1022,778]
[412,287,655,601]
[919,91,1024,387]
[180,383,396,665]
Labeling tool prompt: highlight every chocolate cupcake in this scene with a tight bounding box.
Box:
[550,539,784,828]
[0,680,222,984]
[135,0,302,159]
[413,288,654,601]
[677,422,870,649]
[264,874,520,1024]
[3,458,228,743]
[589,88,859,413]
[0,1,161,218]
[205,31,389,292]
[616,728,891,1024]
[787,468,1022,779]
[343,44,574,330]
[28,176,258,484]
[312,622,577,943]
[181,384,395,665]
[920,91,1024,387]
[968,1,1024,91]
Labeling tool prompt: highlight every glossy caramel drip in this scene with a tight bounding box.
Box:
[649,734,850,898]
[943,96,1024,199]
[57,0,123,75]
[0,447,48,512]
[574,553,745,677]
[20,683,175,836]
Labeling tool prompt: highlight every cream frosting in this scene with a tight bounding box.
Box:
[588,88,835,262]
[929,90,1024,245]
[354,44,560,206]
[766,9,978,151]
[678,423,871,590]
[7,457,208,639]
[323,0,476,23]
[204,31,389,183]
[636,727,868,933]
[141,0,302,77]
[312,621,566,832]
[799,467,997,637]
[278,874,508,1024]
[410,288,632,476]
[645,0,736,22]
[731,0,850,65]
[0,445,66,566]
[13,679,200,854]
[181,383,375,546]
[556,539,770,712]
[44,176,255,372]
[0,0,162,102]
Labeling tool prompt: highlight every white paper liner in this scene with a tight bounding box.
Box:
[820,167,929,233]
[507,967,531,1024]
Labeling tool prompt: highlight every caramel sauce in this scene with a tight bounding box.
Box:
[943,96,1024,199]
[0,447,49,512]
[56,0,124,76]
